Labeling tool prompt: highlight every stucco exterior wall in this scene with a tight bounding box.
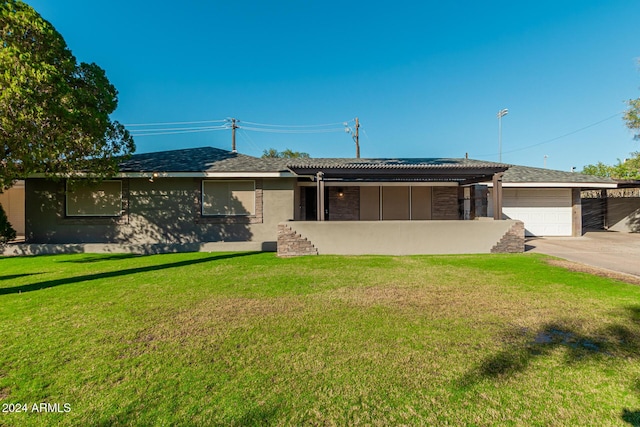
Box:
[25,177,295,248]
[607,197,640,233]
[0,181,25,235]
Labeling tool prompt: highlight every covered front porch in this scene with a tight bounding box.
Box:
[278,157,523,256]
[289,157,509,222]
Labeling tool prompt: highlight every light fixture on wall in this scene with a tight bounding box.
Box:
[149,172,159,183]
[337,187,344,198]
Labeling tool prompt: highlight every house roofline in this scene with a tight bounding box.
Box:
[27,171,298,179]
[485,182,618,189]
[117,171,297,179]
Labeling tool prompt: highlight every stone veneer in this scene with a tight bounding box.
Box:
[328,187,360,220]
[432,187,460,220]
[277,223,318,257]
[490,220,525,253]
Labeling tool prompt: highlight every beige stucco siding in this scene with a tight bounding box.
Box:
[607,197,640,233]
[411,186,432,220]
[0,181,25,235]
[360,187,380,220]
[382,186,410,220]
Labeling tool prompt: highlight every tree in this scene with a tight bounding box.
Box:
[261,148,310,159]
[0,203,16,243]
[625,98,640,140]
[582,162,614,178]
[582,152,640,180]
[0,0,134,189]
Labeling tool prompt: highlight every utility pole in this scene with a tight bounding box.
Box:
[231,118,238,153]
[344,117,361,158]
[355,117,360,158]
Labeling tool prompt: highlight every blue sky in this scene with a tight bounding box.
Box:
[27,0,640,171]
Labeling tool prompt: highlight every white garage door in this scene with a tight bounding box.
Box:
[490,188,573,237]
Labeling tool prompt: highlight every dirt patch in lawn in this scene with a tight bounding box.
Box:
[132,296,306,346]
[546,259,640,286]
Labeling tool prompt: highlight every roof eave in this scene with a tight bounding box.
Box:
[486,182,618,188]
[27,171,297,179]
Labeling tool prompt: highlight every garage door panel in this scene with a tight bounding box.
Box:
[503,207,572,236]
[490,188,573,236]
[503,189,572,208]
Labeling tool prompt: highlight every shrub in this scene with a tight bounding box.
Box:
[0,203,17,244]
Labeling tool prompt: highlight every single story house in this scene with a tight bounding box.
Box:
[13,146,626,256]
[20,146,524,256]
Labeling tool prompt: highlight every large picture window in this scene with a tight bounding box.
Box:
[202,180,255,216]
[66,180,123,217]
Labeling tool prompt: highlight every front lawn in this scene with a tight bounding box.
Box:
[0,252,639,426]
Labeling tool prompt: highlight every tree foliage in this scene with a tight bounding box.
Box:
[0,202,16,243]
[261,148,310,159]
[625,98,640,140]
[582,152,640,180]
[0,0,134,189]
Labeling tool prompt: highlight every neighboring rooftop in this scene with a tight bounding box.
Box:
[503,165,616,184]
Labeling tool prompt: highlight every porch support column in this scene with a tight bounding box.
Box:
[492,172,504,220]
[463,187,471,220]
[572,188,582,236]
[316,172,325,221]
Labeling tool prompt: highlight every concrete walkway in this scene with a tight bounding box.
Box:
[526,231,640,278]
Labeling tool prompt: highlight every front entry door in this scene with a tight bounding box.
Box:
[303,187,329,220]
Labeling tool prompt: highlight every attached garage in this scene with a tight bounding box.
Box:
[486,166,617,237]
[502,188,572,236]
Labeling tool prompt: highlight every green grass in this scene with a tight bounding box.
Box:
[0,252,639,426]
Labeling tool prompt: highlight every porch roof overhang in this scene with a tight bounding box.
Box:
[288,159,509,185]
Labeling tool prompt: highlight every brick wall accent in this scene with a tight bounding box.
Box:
[328,187,360,220]
[491,220,525,253]
[432,187,460,220]
[277,223,318,257]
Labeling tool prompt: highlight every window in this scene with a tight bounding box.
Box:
[66,180,122,217]
[202,180,255,216]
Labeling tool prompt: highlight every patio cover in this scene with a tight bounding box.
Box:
[287,158,510,220]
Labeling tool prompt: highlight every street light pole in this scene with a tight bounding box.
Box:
[497,108,508,162]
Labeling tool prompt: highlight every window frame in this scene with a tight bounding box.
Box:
[65,180,123,218]
[201,179,256,217]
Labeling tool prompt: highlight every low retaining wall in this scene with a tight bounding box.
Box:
[278,219,524,256]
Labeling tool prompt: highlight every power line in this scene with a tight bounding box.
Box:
[124,119,226,127]
[129,127,229,137]
[237,129,263,153]
[129,125,229,133]
[474,111,624,158]
[238,126,346,134]
[241,120,352,128]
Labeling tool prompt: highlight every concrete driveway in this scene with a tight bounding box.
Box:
[526,231,640,278]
